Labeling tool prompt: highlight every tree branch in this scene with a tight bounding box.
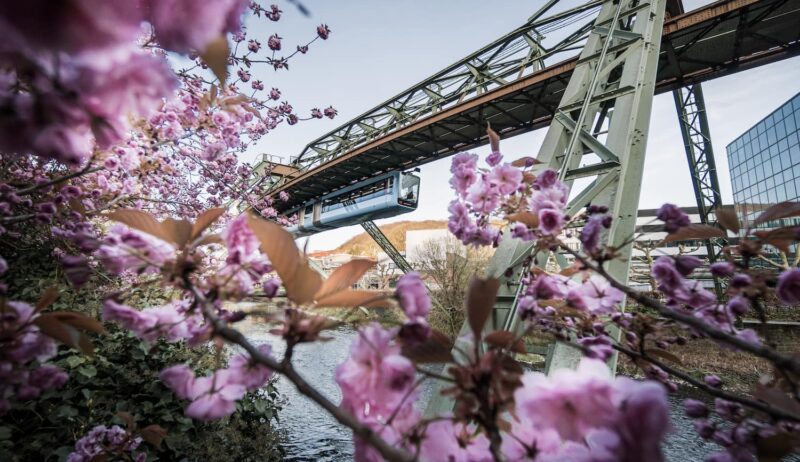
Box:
[560,245,800,375]
[188,283,415,462]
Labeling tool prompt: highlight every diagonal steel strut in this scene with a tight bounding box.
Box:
[360,221,413,273]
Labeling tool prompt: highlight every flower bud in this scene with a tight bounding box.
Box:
[684,399,708,418]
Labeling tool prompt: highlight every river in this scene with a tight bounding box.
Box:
[237,320,794,461]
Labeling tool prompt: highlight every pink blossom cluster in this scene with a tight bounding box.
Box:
[416,359,669,461]
[0,302,68,413]
[159,345,273,420]
[103,299,210,346]
[336,319,671,461]
[67,424,145,462]
[447,150,569,246]
[684,392,800,462]
[336,323,418,461]
[215,213,273,298]
[95,225,177,276]
[394,272,432,343]
[504,358,670,461]
[651,256,760,346]
[518,273,624,360]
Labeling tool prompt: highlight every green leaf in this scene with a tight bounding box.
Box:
[77,365,97,378]
[65,355,86,368]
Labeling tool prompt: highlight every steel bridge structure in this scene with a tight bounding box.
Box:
[255,0,799,392]
[264,0,799,212]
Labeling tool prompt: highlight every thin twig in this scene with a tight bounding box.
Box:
[614,343,800,422]
[560,244,800,375]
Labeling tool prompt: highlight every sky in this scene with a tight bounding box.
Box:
[241,0,800,252]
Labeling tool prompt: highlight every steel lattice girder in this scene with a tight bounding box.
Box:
[427,0,668,415]
[673,83,728,295]
[268,0,800,213]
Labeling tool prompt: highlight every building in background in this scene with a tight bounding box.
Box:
[727,92,800,230]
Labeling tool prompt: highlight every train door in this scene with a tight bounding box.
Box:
[302,204,313,231]
[312,203,324,228]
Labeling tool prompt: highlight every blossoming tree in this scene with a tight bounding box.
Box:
[1,2,799,462]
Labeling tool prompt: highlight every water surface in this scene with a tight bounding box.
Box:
[238,319,795,461]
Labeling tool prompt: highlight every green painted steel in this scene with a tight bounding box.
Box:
[672,84,727,296]
[426,0,669,414]
[360,221,414,273]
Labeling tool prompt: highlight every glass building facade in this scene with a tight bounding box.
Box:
[727,92,800,230]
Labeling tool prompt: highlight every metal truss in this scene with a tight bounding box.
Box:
[292,1,605,171]
[488,0,668,374]
[673,83,727,294]
[428,1,669,417]
[360,221,413,273]
[268,0,799,214]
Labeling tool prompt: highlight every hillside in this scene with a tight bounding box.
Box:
[333,220,448,257]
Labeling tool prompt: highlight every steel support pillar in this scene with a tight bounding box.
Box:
[427,0,668,414]
[360,221,414,273]
[673,84,727,295]
[539,0,667,373]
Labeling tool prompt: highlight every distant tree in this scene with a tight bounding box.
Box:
[412,236,491,337]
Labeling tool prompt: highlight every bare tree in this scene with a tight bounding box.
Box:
[412,236,491,337]
[373,261,398,289]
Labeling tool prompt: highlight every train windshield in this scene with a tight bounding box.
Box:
[399,174,420,206]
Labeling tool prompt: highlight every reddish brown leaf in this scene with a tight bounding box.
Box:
[466,277,500,338]
[662,224,727,244]
[195,233,223,246]
[315,259,376,300]
[108,209,170,243]
[754,201,800,227]
[315,290,393,309]
[161,218,192,248]
[201,36,230,85]
[191,208,225,239]
[36,286,60,312]
[51,311,105,334]
[522,172,537,184]
[756,432,799,462]
[484,330,526,353]
[116,411,136,431]
[507,212,539,229]
[247,214,300,281]
[209,84,218,103]
[34,314,94,355]
[715,207,740,234]
[645,348,682,365]
[487,124,500,152]
[139,424,168,450]
[401,330,453,363]
[511,157,541,168]
[69,198,86,216]
[559,265,580,277]
[89,454,109,462]
[247,214,324,303]
[284,259,323,305]
[754,383,800,418]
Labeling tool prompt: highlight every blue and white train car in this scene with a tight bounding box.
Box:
[285,171,420,237]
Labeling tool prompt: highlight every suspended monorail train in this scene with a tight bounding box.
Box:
[285,171,420,237]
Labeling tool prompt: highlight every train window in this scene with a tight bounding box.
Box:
[399,174,420,206]
[322,177,395,212]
